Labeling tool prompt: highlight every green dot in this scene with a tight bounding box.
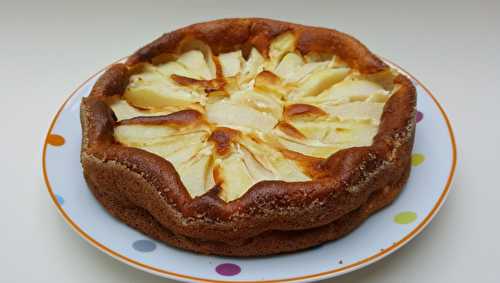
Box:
[394,211,417,224]
[411,153,425,166]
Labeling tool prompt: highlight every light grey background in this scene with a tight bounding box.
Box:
[1,0,499,282]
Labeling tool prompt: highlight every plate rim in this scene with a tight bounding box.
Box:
[42,57,457,283]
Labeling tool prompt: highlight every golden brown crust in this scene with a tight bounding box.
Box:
[89,64,129,98]
[126,18,387,74]
[84,152,410,256]
[80,18,417,255]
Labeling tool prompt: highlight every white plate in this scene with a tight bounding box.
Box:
[42,59,456,283]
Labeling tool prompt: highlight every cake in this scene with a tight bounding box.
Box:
[80,18,416,256]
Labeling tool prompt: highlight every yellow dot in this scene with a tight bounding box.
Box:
[411,153,425,166]
[47,134,65,146]
[394,211,417,224]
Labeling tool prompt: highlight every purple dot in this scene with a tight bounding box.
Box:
[416,111,423,123]
[132,240,156,252]
[215,263,241,276]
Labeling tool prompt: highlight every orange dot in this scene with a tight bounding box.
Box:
[47,134,65,146]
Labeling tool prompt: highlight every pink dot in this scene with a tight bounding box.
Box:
[416,111,423,123]
[215,263,241,276]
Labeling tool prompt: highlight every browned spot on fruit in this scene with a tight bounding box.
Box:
[254,71,287,97]
[212,55,224,80]
[284,103,327,119]
[47,134,65,146]
[208,127,241,156]
[185,103,206,113]
[170,74,225,92]
[280,149,326,178]
[256,70,280,84]
[213,164,224,186]
[117,109,203,127]
[276,121,305,140]
[206,90,230,105]
[223,77,240,93]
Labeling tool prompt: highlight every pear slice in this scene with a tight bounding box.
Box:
[274,52,304,79]
[206,99,278,132]
[271,128,339,158]
[290,118,378,148]
[239,48,265,84]
[269,155,310,181]
[288,68,350,100]
[253,71,289,99]
[275,136,339,158]
[109,99,177,121]
[216,153,255,202]
[314,79,387,104]
[115,125,206,147]
[124,65,202,108]
[156,61,199,79]
[114,124,178,146]
[283,103,327,121]
[239,135,309,181]
[284,61,330,84]
[218,50,244,77]
[223,77,240,93]
[179,39,218,80]
[239,136,279,174]
[128,64,165,85]
[240,146,276,182]
[366,92,391,103]
[289,120,333,140]
[125,70,203,108]
[323,122,378,147]
[267,32,297,71]
[124,84,201,108]
[155,141,206,167]
[230,89,283,120]
[177,50,213,80]
[322,102,385,122]
[177,148,212,197]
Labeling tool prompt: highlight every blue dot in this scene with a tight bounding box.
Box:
[55,194,64,205]
[132,240,156,252]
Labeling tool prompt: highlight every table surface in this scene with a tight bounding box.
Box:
[1,0,499,282]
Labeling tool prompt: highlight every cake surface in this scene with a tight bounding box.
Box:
[80,18,416,256]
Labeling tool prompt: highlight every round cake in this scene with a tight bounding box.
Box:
[80,18,416,256]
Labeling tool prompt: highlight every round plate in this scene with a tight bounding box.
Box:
[42,59,456,283]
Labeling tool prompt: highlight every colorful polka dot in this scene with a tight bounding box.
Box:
[416,111,424,123]
[411,153,425,166]
[55,194,64,205]
[215,263,241,276]
[132,240,156,252]
[47,134,65,146]
[394,211,417,224]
